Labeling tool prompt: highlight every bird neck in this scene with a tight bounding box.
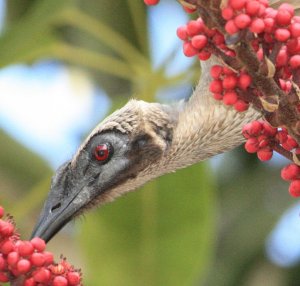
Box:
[158,59,261,173]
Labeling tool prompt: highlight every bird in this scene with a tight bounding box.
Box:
[31,56,261,242]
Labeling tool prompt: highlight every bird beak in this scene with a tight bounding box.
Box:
[31,190,78,242]
[31,161,92,242]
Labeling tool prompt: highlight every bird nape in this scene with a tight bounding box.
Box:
[31,57,260,242]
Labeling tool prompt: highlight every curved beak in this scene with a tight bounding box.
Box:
[31,194,77,242]
[31,161,92,242]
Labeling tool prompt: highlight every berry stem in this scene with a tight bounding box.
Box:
[270,141,293,161]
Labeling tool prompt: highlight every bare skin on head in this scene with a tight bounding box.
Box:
[31,58,261,242]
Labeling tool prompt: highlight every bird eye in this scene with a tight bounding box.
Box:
[94,144,112,162]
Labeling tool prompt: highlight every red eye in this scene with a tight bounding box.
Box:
[94,144,110,161]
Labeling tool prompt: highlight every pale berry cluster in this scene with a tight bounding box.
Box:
[0,206,81,286]
[176,17,235,60]
[223,0,300,70]
[209,65,252,111]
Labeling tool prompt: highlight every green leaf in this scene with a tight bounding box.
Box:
[78,162,216,286]
[0,0,73,67]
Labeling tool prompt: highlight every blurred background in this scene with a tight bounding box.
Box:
[1,0,300,285]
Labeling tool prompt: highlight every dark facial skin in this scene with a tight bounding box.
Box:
[31,130,162,242]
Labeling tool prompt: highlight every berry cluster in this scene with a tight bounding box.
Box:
[209,65,252,111]
[0,206,81,286]
[222,0,300,71]
[176,17,235,60]
[242,121,300,196]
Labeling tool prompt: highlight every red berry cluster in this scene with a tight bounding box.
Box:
[176,18,234,60]
[209,65,252,111]
[242,121,300,197]
[242,120,299,161]
[222,0,300,70]
[0,206,82,286]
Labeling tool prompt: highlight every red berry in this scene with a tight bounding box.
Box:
[281,164,300,181]
[0,272,9,282]
[53,276,68,286]
[17,259,31,274]
[225,20,239,34]
[265,7,277,18]
[191,35,208,50]
[289,180,300,197]
[18,241,34,256]
[7,251,20,266]
[210,65,223,79]
[262,122,277,136]
[43,251,54,265]
[222,7,234,20]
[0,221,14,236]
[33,268,51,283]
[246,1,261,16]
[144,0,159,5]
[67,272,81,285]
[282,136,298,150]
[258,135,270,148]
[289,55,300,68]
[229,0,246,10]
[223,90,238,105]
[0,207,4,218]
[30,252,46,267]
[176,26,188,41]
[238,73,252,90]
[209,79,223,93]
[275,28,290,42]
[222,75,238,89]
[245,138,259,153]
[290,23,300,38]
[24,278,36,286]
[234,100,249,112]
[279,3,294,16]
[276,9,293,26]
[250,18,265,34]
[264,18,275,33]
[187,20,204,36]
[183,42,198,57]
[223,66,235,75]
[0,239,15,254]
[30,237,46,252]
[276,129,288,143]
[234,14,251,29]
[257,148,273,161]
[198,50,211,60]
[276,49,288,67]
[242,121,263,137]
[213,32,225,45]
[287,38,300,54]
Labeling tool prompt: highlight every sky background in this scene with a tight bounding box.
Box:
[0,0,299,269]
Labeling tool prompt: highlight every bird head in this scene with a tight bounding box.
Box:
[31,100,178,242]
